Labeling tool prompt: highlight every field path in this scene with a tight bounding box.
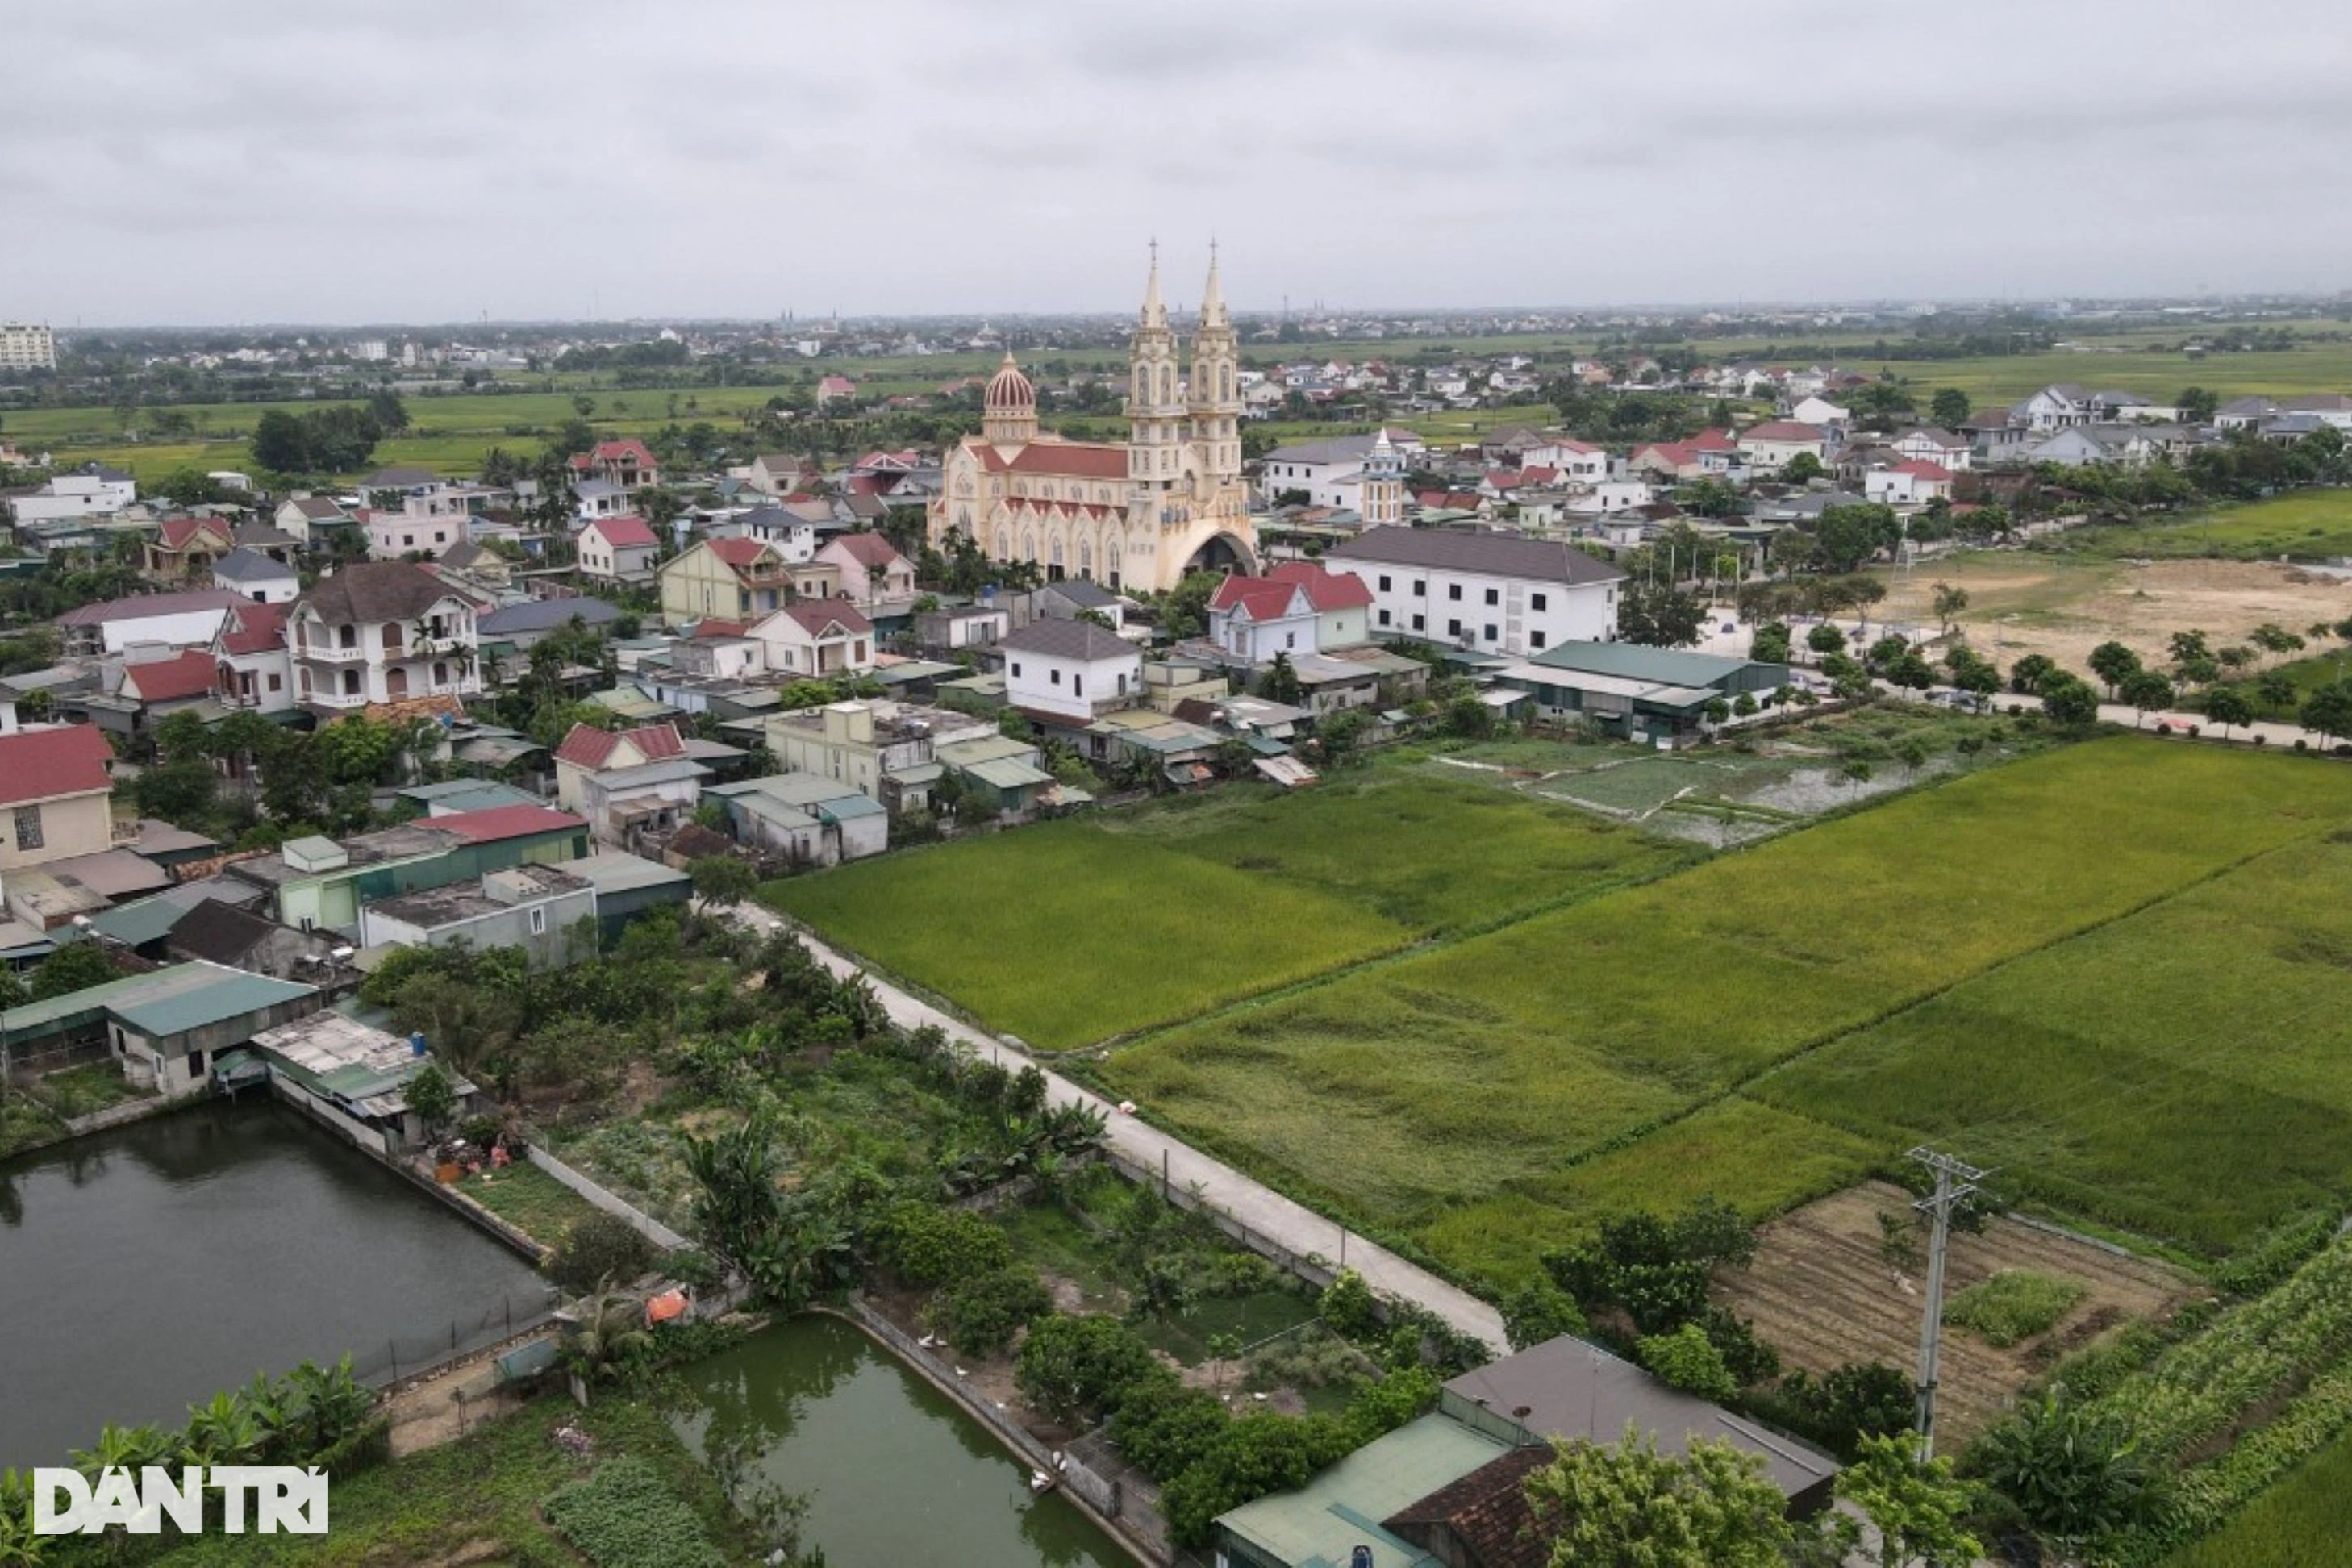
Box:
[716,898,1508,1355]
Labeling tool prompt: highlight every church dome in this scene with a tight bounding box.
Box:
[986,352,1035,413]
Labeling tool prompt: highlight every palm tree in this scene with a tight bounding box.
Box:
[565,1288,653,1385]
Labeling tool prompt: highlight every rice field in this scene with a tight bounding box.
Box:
[768,769,1686,1049]
[2054,491,2352,563]
[2167,1430,2352,1567]
[1099,739,2352,1284]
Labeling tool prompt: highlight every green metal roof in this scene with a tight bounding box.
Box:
[1218,1415,1508,1568]
[109,965,315,1038]
[965,757,1054,790]
[1528,639,1768,688]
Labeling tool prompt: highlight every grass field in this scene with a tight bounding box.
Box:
[2053,491,2352,563]
[2167,1430,2352,1567]
[769,769,1688,1049]
[1099,740,2352,1283]
[1753,830,2352,1256]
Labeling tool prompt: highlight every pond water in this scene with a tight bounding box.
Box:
[666,1315,1131,1567]
[0,1097,549,1468]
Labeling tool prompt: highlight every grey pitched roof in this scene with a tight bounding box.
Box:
[1326,525,1626,586]
[478,598,623,636]
[232,522,298,548]
[283,496,347,519]
[364,466,441,487]
[1263,432,1384,466]
[211,547,294,583]
[1040,579,1120,609]
[1001,619,1136,661]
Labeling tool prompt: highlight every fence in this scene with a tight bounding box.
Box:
[841,1298,1167,1565]
[1065,1428,1172,1564]
[1099,1146,1344,1295]
[347,1282,562,1390]
[525,1143,690,1252]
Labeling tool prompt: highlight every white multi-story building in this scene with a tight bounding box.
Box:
[1001,619,1143,722]
[288,561,482,715]
[1324,526,1624,657]
[0,322,56,371]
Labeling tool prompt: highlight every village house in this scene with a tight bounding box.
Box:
[566,437,659,490]
[1002,619,1142,722]
[1324,526,1624,655]
[1962,411,2033,465]
[1256,428,1424,511]
[1787,394,1850,432]
[209,546,302,603]
[273,494,351,548]
[209,600,294,716]
[2013,384,2096,432]
[577,514,661,587]
[107,648,221,732]
[815,532,917,613]
[762,699,996,809]
[744,453,818,498]
[1207,575,1319,664]
[225,806,590,933]
[1264,561,1373,649]
[1891,427,1974,472]
[163,899,341,982]
[750,597,875,678]
[142,515,236,585]
[287,559,483,715]
[0,724,117,880]
[6,465,138,525]
[358,864,599,970]
[1863,459,1955,507]
[704,773,890,865]
[56,589,248,656]
[659,536,799,625]
[915,603,1009,655]
[1736,420,1832,471]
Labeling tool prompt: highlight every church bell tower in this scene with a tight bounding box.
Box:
[1127,243,1186,496]
[1187,244,1241,487]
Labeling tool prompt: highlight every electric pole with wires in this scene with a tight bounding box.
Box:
[1908,1145,1989,1461]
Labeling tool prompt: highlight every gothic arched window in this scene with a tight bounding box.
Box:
[1220,365,1232,399]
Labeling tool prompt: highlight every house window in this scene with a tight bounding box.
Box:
[1074,673,1084,696]
[1011,662,1021,678]
[1378,609,1391,627]
[1050,669,1061,685]
[434,661,450,686]
[1484,624,1498,641]
[1411,579,1426,597]
[1531,630,1548,649]
[1532,593,1548,611]
[337,624,357,649]
[1447,619,1462,637]
[1411,614,1424,632]
[340,670,360,695]
[1448,584,1462,602]
[1484,587,1499,606]
[1378,574,1391,592]
[528,907,547,936]
[1285,632,1295,649]
[11,804,42,851]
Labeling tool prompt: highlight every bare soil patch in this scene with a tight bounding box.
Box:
[1716,1181,2203,1444]
[1883,556,2351,673]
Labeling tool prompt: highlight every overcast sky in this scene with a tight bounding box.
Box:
[9,1,2350,327]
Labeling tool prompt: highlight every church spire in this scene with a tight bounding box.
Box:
[1200,240,1227,330]
[1141,240,1166,329]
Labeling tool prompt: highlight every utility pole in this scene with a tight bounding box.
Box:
[1908,1146,1987,1461]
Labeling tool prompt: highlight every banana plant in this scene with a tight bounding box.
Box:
[71,1422,172,1481]
[0,1468,48,1567]
[178,1392,261,1470]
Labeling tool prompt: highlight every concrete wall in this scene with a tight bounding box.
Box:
[0,790,113,873]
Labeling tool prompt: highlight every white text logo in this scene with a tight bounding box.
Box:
[31,1467,329,1535]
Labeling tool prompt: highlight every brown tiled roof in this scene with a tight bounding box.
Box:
[1383,1448,1550,1568]
[1327,526,1624,586]
[298,561,474,624]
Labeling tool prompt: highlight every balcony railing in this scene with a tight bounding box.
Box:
[299,640,369,662]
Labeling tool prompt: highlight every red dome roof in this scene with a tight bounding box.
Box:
[985,352,1035,412]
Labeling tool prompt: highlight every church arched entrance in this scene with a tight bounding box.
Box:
[1182,532,1256,578]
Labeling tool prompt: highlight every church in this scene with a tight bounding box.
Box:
[928,248,1257,596]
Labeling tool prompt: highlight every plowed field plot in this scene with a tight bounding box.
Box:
[1715,1182,2201,1445]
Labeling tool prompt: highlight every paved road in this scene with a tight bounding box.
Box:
[719,899,1509,1354]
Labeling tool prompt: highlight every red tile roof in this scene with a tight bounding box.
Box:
[704,537,775,573]
[825,532,906,568]
[432,804,587,844]
[1690,428,1737,450]
[1266,561,1374,611]
[157,517,232,551]
[0,724,115,807]
[769,597,874,637]
[554,721,685,769]
[694,618,749,639]
[1209,576,1306,621]
[1741,420,1829,442]
[217,600,288,656]
[569,438,656,470]
[1894,459,1954,481]
[121,648,219,703]
[584,514,659,548]
[979,440,1132,480]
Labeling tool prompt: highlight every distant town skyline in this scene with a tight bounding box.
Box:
[9,0,2350,327]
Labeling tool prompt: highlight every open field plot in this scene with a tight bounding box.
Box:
[1754,829,2352,1257]
[1101,740,2352,1284]
[1713,1182,2200,1445]
[1875,551,2351,673]
[769,770,1687,1049]
[2056,491,2352,564]
[2166,1429,2352,1567]
[1835,343,2352,407]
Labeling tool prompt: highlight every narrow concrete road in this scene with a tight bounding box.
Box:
[718,899,1509,1355]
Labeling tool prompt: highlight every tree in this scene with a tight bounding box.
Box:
[2256,670,2298,712]
[2166,628,2212,669]
[1929,388,1972,428]
[2178,386,2219,425]
[2300,680,2352,746]
[1807,623,1847,657]
[2008,653,2058,695]
[689,853,757,910]
[1619,581,1706,648]
[1015,1313,1161,1425]
[252,409,310,472]
[2087,640,2141,696]
[1811,506,1900,575]
[1929,582,1969,637]
[30,941,116,1000]
[404,1060,457,1134]
[1780,452,1824,485]
[1833,1433,1983,1568]
[1260,651,1303,705]
[1159,571,1224,640]
[1749,621,1791,664]
[2041,677,2100,729]
[548,1211,657,1295]
[1637,1323,1737,1401]
[1502,1279,1588,1351]
[2119,669,2175,727]
[2203,683,2254,738]
[1524,1428,1794,1568]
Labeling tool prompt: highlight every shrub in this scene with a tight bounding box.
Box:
[1763,1362,1914,1457]
[1501,1278,1589,1351]
[1696,1307,1779,1387]
[1543,1198,1756,1336]
[2214,1209,2339,1296]
[926,1266,1051,1358]
[544,1457,728,1568]
[1637,1323,1737,1402]
[1341,1365,1439,1445]
[548,1212,658,1295]
[1317,1270,1381,1340]
[1015,1313,1161,1425]
[872,1201,1012,1287]
[1159,1412,1356,1547]
[1111,1384,1230,1478]
[1943,1270,2086,1348]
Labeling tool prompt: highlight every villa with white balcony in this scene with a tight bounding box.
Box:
[288,561,484,715]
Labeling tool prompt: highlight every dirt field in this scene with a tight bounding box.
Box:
[1876,554,2352,673]
[1715,1182,2203,1445]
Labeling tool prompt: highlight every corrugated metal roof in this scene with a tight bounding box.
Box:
[1528,639,1770,687]
[964,757,1054,790]
[110,964,315,1038]
[1218,1414,1505,1568]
